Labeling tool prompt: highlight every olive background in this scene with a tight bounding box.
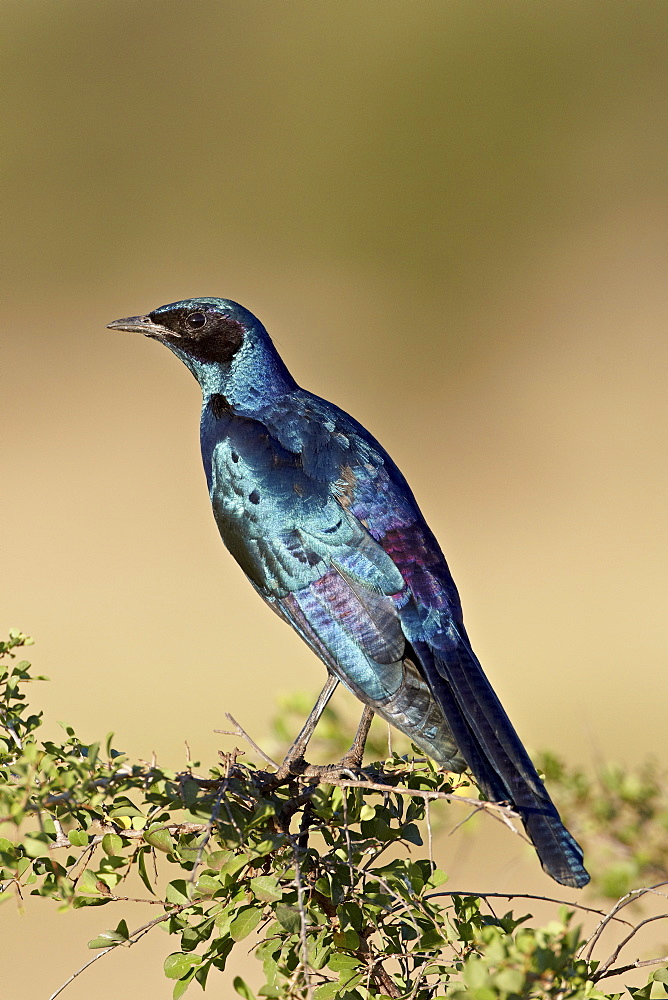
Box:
[2,2,666,996]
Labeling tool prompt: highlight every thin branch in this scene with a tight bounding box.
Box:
[297,773,526,839]
[448,803,487,837]
[99,894,177,906]
[426,798,434,874]
[593,955,668,980]
[286,833,312,999]
[580,882,668,960]
[423,891,634,926]
[47,946,117,1000]
[341,789,355,892]
[48,822,211,852]
[67,840,97,879]
[188,755,234,885]
[593,914,668,980]
[47,903,192,1000]
[215,713,278,768]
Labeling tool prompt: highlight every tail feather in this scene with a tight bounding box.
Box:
[413,633,589,889]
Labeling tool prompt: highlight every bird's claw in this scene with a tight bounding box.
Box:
[258,753,369,792]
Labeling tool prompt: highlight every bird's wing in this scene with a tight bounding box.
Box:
[202,398,464,764]
[202,400,409,702]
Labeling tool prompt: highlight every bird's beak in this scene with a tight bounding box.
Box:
[106,315,172,337]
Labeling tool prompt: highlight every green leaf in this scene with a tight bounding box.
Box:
[420,928,446,949]
[205,849,234,870]
[194,874,221,895]
[101,833,123,857]
[327,954,361,973]
[402,822,422,845]
[137,848,155,895]
[426,868,448,889]
[15,856,32,877]
[164,952,202,980]
[247,800,276,827]
[166,880,192,905]
[333,928,360,951]
[275,904,302,934]
[172,977,193,1000]
[88,920,129,949]
[77,869,102,894]
[144,826,174,853]
[22,833,50,858]
[233,976,257,999]
[181,778,200,808]
[230,906,263,941]
[67,830,89,847]
[462,956,491,992]
[337,901,363,932]
[108,798,144,820]
[219,853,251,878]
[495,968,525,993]
[252,835,284,856]
[250,875,283,902]
[313,984,339,1000]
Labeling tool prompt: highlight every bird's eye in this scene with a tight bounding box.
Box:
[186,311,207,330]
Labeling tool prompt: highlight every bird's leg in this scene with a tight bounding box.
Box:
[271,672,340,780]
[336,705,374,770]
[266,680,375,789]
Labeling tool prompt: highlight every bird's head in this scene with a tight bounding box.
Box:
[107,297,252,364]
[108,297,297,401]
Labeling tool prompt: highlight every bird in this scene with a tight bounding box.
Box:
[108,297,589,889]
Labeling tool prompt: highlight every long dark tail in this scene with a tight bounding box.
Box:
[412,631,589,889]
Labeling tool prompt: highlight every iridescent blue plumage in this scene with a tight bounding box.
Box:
[109,297,589,888]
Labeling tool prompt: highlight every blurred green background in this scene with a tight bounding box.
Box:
[2,2,666,996]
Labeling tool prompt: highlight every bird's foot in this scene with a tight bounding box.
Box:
[301,760,367,782]
[258,752,369,792]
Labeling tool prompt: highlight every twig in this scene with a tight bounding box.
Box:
[47,945,117,1000]
[580,882,668,960]
[49,822,211,852]
[426,798,434,874]
[188,755,233,884]
[67,841,97,887]
[215,713,278,768]
[317,773,529,844]
[593,914,668,980]
[286,833,312,999]
[341,789,355,892]
[423,891,633,926]
[368,953,402,998]
[354,862,422,937]
[47,903,192,1000]
[595,955,668,979]
[448,803,487,837]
